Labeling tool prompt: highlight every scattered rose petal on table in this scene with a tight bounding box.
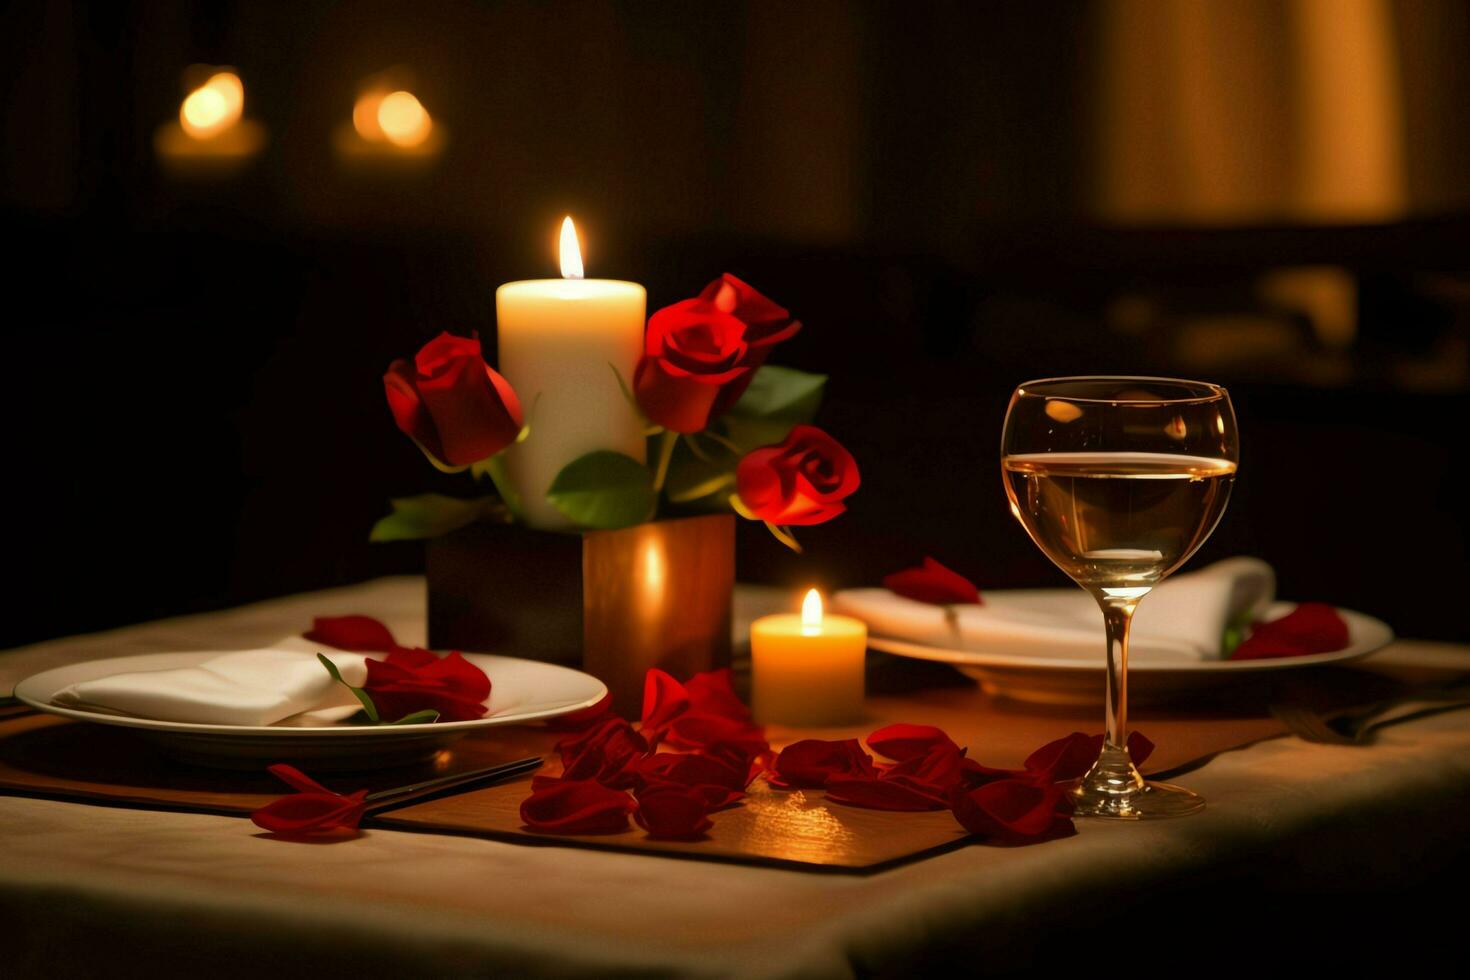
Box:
[634,782,716,839]
[824,773,951,811]
[250,764,368,837]
[303,615,400,653]
[768,738,877,789]
[882,557,982,606]
[640,668,691,744]
[559,717,649,788]
[952,779,1077,845]
[520,778,637,835]
[1231,603,1350,660]
[637,752,748,808]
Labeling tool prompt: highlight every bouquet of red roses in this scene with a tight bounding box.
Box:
[374,274,858,551]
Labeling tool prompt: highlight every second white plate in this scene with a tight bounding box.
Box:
[868,601,1394,705]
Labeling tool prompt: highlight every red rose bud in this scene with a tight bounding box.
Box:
[303,615,400,653]
[882,558,982,606]
[557,718,649,788]
[384,332,523,468]
[735,425,860,526]
[634,782,715,839]
[697,274,802,417]
[520,778,637,835]
[1230,603,1350,660]
[770,738,877,789]
[362,648,491,723]
[952,779,1076,844]
[251,765,368,836]
[633,299,751,433]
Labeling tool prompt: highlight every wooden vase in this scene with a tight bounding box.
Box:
[427,513,734,715]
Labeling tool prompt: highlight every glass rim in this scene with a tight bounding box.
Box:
[1012,375,1229,406]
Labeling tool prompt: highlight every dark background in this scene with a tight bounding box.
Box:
[2,0,1466,648]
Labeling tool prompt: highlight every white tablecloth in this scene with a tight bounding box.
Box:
[3,578,1469,978]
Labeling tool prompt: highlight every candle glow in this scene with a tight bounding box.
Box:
[559,217,584,280]
[180,72,244,140]
[802,588,823,634]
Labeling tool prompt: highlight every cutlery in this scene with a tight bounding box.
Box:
[362,756,542,812]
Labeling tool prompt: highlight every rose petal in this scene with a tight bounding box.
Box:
[953,779,1076,844]
[1025,732,1101,782]
[664,712,770,758]
[1231,603,1350,660]
[266,763,335,796]
[634,783,715,839]
[303,616,399,653]
[559,718,650,788]
[770,738,877,789]
[882,557,982,606]
[251,788,368,836]
[1026,731,1156,781]
[866,723,961,763]
[640,669,691,741]
[519,778,636,835]
[683,669,752,722]
[824,773,950,811]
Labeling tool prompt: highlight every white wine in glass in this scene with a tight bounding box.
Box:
[1001,379,1239,818]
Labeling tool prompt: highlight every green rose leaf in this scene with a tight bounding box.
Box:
[317,653,380,723]
[547,451,656,529]
[370,494,509,543]
[721,365,827,451]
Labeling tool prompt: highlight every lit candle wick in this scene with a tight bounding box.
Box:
[560,216,584,280]
[801,588,823,636]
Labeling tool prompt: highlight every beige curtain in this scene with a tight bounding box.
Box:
[1093,0,1411,224]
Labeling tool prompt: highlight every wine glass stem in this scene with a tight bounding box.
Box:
[1100,596,1139,750]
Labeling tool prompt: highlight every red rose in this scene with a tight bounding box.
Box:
[698,274,801,416]
[383,332,523,467]
[736,425,860,526]
[362,647,491,723]
[633,299,751,433]
[632,274,800,433]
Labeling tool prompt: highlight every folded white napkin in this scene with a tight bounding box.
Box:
[833,557,1275,663]
[51,638,371,726]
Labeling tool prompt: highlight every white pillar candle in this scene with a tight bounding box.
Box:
[496,218,647,528]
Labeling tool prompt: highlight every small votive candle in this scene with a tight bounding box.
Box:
[751,589,867,726]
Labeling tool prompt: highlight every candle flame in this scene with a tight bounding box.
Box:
[801,588,823,633]
[377,90,432,148]
[180,71,243,140]
[560,216,584,280]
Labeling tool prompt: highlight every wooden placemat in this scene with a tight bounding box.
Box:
[0,663,1317,871]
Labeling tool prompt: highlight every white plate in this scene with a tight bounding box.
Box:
[14,652,606,770]
[868,601,1394,705]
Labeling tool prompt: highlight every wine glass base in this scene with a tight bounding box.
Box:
[1068,779,1205,820]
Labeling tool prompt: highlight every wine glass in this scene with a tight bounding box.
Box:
[1001,376,1239,818]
